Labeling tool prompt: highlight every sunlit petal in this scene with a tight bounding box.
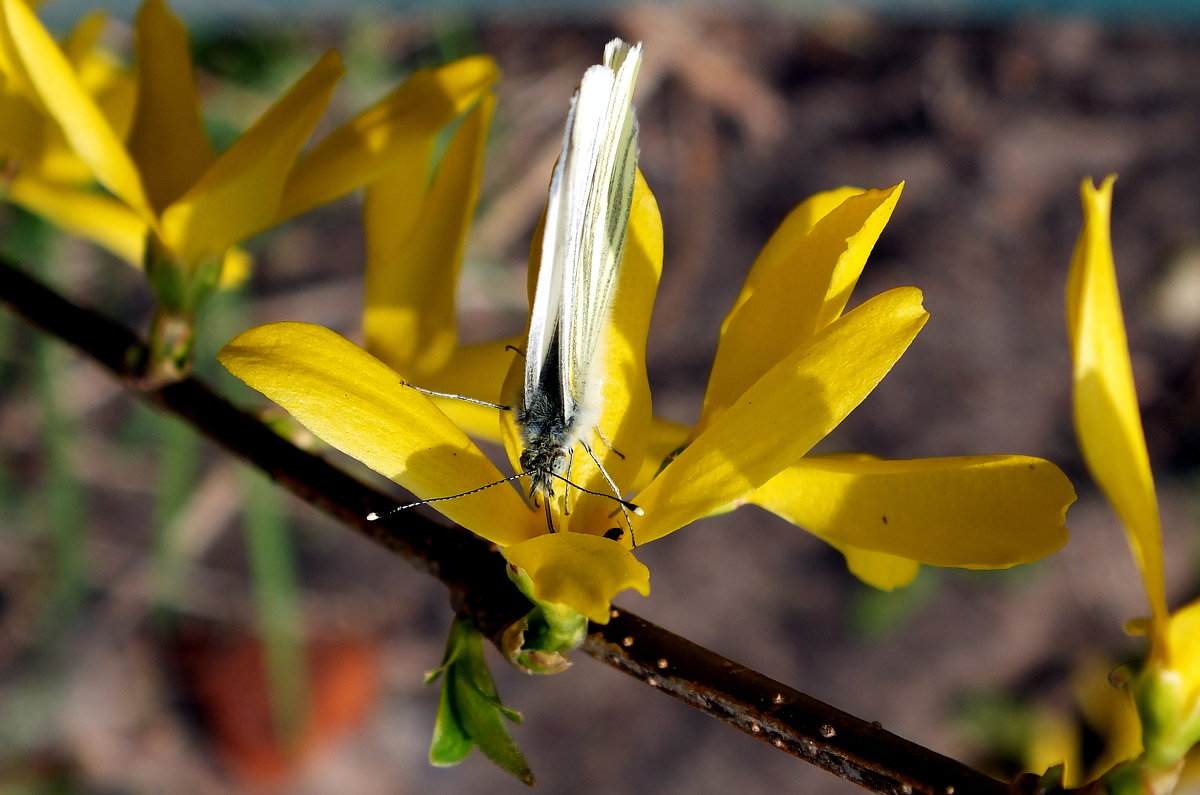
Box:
[502,533,649,624]
[1066,175,1168,636]
[729,185,865,314]
[1024,708,1083,787]
[423,337,522,444]
[278,55,499,221]
[751,454,1072,568]
[366,93,495,375]
[635,286,928,543]
[631,416,690,493]
[160,51,344,265]
[218,321,535,545]
[218,247,252,288]
[697,184,903,429]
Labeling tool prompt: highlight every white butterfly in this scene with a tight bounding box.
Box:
[372,39,643,537]
[516,38,643,535]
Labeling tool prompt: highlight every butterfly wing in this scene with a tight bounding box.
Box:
[523,101,572,414]
[557,40,642,427]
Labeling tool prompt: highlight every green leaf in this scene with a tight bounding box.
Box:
[428,666,473,767]
[426,619,534,785]
[456,658,533,785]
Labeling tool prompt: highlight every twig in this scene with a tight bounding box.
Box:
[0,256,1014,794]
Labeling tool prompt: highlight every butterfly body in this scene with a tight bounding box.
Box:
[516,335,575,502]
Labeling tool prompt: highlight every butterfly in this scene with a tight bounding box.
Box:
[515,38,643,535]
[372,39,644,539]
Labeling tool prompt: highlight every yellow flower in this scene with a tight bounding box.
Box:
[648,184,1075,590]
[353,116,1076,595]
[0,0,496,293]
[1065,176,1200,784]
[1068,176,1169,641]
[220,165,1076,623]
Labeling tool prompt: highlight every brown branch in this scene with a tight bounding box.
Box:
[0,256,1016,795]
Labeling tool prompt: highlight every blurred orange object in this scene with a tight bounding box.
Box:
[173,625,380,789]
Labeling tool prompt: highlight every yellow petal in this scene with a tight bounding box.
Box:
[159,51,344,265]
[632,415,691,492]
[1024,708,1083,787]
[8,175,147,264]
[60,10,106,69]
[77,46,136,144]
[0,90,44,167]
[751,454,1073,568]
[365,92,495,375]
[570,172,662,534]
[278,55,499,222]
[422,337,522,444]
[697,184,903,429]
[1167,598,1200,709]
[502,533,650,624]
[728,186,864,316]
[218,247,252,288]
[218,321,535,545]
[1073,658,1142,779]
[1066,176,1168,635]
[37,14,135,185]
[834,544,920,590]
[635,286,928,544]
[126,0,214,212]
[0,0,154,222]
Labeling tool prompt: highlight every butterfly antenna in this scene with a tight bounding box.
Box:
[367,472,526,522]
[398,380,510,411]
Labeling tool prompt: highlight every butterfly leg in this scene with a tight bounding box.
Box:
[562,450,575,517]
[580,440,636,547]
[594,425,625,460]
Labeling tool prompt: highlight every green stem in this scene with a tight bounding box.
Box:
[241,464,308,750]
[33,331,87,623]
[151,414,200,612]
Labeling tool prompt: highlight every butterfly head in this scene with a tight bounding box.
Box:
[519,432,572,505]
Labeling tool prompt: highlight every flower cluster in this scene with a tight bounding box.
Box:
[221,168,1075,624]
[1,0,496,372]
[10,6,1166,786]
[0,0,1078,682]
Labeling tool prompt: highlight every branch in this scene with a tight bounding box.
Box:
[0,256,1014,795]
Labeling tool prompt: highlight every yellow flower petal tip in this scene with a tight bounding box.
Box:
[502,534,650,625]
[1068,171,1168,636]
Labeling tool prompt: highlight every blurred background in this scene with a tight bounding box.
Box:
[3,1,1200,793]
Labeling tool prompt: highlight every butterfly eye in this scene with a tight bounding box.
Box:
[604,527,625,542]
